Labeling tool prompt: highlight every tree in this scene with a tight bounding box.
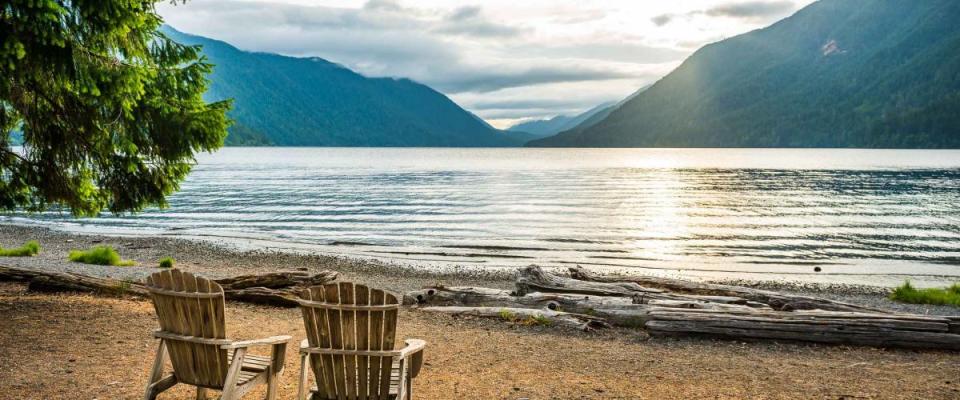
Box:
[0,0,229,216]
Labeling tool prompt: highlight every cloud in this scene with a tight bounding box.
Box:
[158,0,668,95]
[530,42,686,64]
[651,14,675,26]
[433,6,527,38]
[429,65,636,93]
[653,1,796,26]
[704,1,797,19]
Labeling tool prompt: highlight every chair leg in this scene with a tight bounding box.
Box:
[395,359,408,400]
[267,343,286,400]
[196,387,207,400]
[266,366,276,400]
[221,348,247,400]
[143,341,168,400]
[405,373,413,400]
[297,353,310,400]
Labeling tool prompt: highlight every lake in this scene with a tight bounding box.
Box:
[9,148,960,286]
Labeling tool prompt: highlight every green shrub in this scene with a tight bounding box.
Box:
[890,281,960,307]
[158,257,175,268]
[0,240,41,257]
[68,245,135,267]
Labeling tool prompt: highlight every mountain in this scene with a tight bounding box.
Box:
[529,0,960,148]
[507,102,615,139]
[533,86,651,143]
[162,27,521,147]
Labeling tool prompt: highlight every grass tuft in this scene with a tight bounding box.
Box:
[890,281,960,308]
[158,257,175,268]
[68,246,135,267]
[524,314,552,326]
[0,240,41,257]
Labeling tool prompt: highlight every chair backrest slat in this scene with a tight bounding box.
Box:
[300,282,399,400]
[355,285,370,400]
[146,269,228,388]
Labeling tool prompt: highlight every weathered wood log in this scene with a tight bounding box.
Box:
[645,307,960,350]
[516,266,767,309]
[515,265,662,297]
[419,306,611,331]
[224,287,302,307]
[568,266,878,312]
[214,271,337,289]
[406,286,650,327]
[0,266,336,307]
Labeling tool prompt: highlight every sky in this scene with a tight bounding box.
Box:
[158,0,814,128]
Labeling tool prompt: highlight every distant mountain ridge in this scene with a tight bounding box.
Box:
[529,0,960,148]
[507,102,615,139]
[163,27,521,147]
[509,85,650,140]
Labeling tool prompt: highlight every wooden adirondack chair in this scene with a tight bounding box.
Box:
[296,282,426,400]
[143,269,291,400]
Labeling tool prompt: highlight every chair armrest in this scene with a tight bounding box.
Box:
[397,339,426,378]
[221,335,292,350]
[396,339,426,359]
[154,330,232,345]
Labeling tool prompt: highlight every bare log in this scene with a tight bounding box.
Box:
[419,306,611,331]
[0,266,337,307]
[516,266,765,309]
[214,271,337,289]
[224,287,302,307]
[515,265,662,297]
[406,286,650,327]
[645,307,960,350]
[568,266,877,312]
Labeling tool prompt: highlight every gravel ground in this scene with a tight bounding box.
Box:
[0,224,516,293]
[3,224,957,316]
[3,282,960,400]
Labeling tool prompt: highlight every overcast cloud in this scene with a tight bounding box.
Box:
[158,0,810,128]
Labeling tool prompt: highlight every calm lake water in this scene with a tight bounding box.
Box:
[10,148,960,286]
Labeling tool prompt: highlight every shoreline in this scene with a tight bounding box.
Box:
[10,217,960,289]
[1,223,958,316]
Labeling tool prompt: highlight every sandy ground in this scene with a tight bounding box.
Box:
[2,282,960,400]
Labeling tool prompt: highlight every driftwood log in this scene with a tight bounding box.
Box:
[568,266,876,312]
[419,306,611,331]
[406,286,649,327]
[407,266,960,350]
[0,266,337,307]
[645,308,960,350]
[517,265,769,307]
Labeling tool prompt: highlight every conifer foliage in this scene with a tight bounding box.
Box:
[1,0,229,216]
